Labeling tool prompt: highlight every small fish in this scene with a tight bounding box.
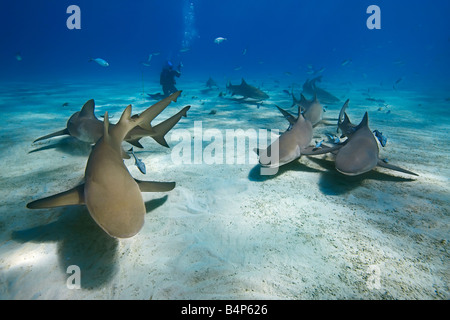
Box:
[128,147,146,174]
[284,71,292,76]
[242,48,247,55]
[141,53,153,67]
[373,130,387,147]
[234,66,242,71]
[152,52,161,56]
[341,59,352,66]
[62,102,69,107]
[326,133,340,144]
[209,109,217,115]
[89,58,109,67]
[315,139,324,148]
[395,77,403,85]
[366,97,385,103]
[15,52,22,61]
[141,54,152,66]
[214,37,227,44]
[180,47,190,53]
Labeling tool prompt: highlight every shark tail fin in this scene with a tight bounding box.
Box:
[337,99,350,132]
[377,159,419,176]
[27,184,85,209]
[33,128,70,143]
[108,91,181,144]
[275,105,296,125]
[151,106,190,148]
[137,91,182,131]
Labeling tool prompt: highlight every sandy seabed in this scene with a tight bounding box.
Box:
[0,77,448,299]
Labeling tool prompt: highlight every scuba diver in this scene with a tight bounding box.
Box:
[160,61,182,97]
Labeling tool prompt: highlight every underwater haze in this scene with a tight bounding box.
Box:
[0,0,449,300]
[0,0,449,88]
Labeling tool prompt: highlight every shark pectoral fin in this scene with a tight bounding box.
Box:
[127,139,144,148]
[27,184,85,209]
[135,180,176,192]
[121,147,131,159]
[377,159,419,176]
[152,106,190,148]
[33,128,70,143]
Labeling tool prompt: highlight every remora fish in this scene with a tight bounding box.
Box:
[129,147,146,174]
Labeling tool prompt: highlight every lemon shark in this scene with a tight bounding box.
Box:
[310,101,418,176]
[33,93,185,150]
[226,79,269,100]
[302,76,339,104]
[255,105,328,168]
[291,93,324,126]
[27,92,189,238]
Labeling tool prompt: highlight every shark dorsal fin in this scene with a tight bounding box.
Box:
[241,78,247,85]
[343,113,352,126]
[110,105,132,143]
[79,99,96,118]
[300,94,308,104]
[356,112,369,130]
[103,111,110,138]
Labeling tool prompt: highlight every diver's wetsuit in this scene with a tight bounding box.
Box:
[160,66,181,97]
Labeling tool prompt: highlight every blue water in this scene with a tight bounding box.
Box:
[1,0,449,92]
[0,0,449,300]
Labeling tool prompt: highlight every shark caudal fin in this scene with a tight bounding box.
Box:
[337,99,350,133]
[137,91,182,131]
[107,91,183,147]
[276,105,296,125]
[33,128,70,143]
[27,184,85,209]
[377,159,419,176]
[151,106,190,148]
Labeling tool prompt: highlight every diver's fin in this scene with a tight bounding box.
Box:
[135,180,176,192]
[377,159,418,176]
[26,184,85,209]
[152,106,190,148]
[33,128,70,143]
